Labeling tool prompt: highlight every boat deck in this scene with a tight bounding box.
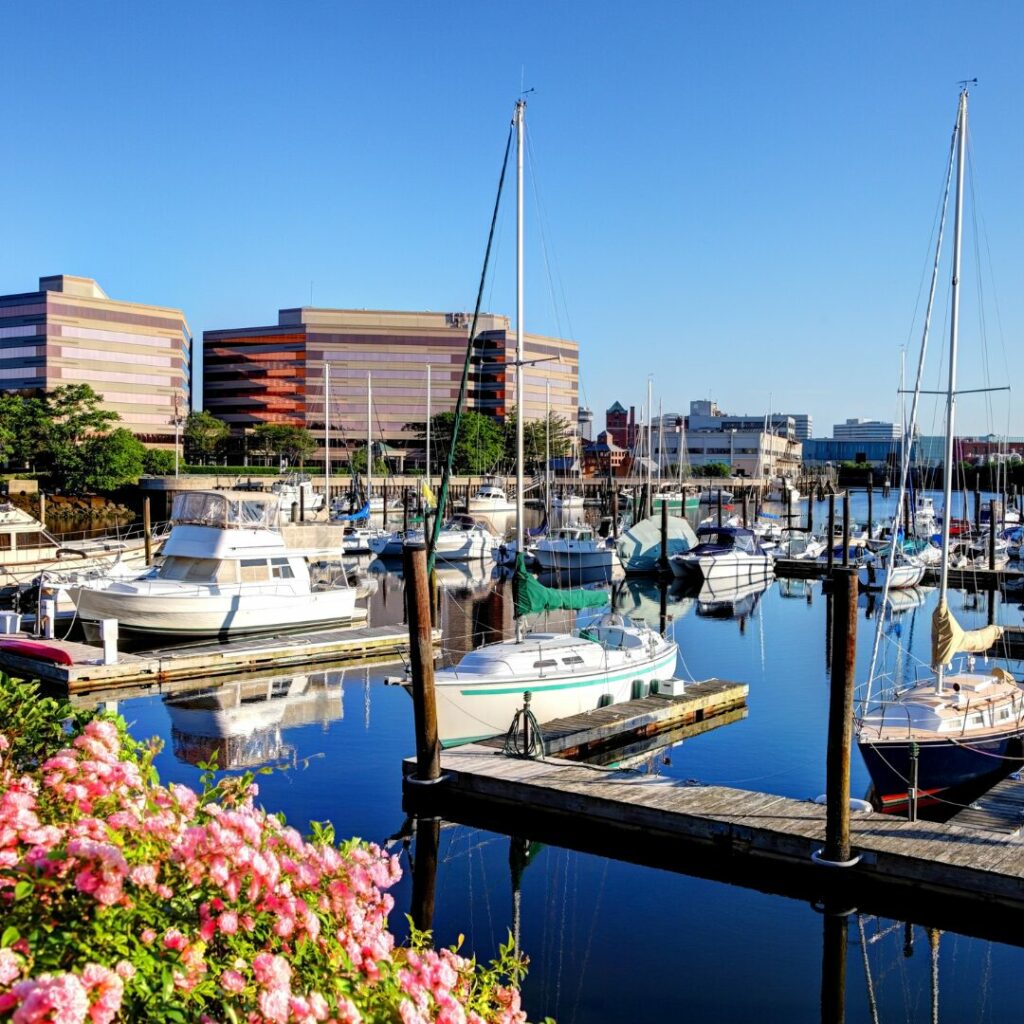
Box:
[0,623,436,693]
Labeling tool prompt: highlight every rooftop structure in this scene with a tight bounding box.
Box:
[0,275,192,447]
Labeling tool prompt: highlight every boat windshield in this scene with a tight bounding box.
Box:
[171,492,277,529]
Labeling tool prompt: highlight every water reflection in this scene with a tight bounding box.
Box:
[164,669,346,768]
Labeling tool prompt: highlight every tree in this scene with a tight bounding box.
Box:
[143,448,177,475]
[503,407,573,468]
[45,384,119,446]
[184,411,230,464]
[53,429,145,492]
[349,445,387,475]
[249,424,316,467]
[0,393,54,471]
[428,411,505,475]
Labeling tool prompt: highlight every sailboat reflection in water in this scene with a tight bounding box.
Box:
[164,670,345,769]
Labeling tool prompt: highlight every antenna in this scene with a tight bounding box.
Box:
[957,77,978,89]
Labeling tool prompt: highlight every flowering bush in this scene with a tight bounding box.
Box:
[0,677,532,1023]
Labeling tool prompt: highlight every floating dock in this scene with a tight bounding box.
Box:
[0,623,436,693]
[772,558,1022,592]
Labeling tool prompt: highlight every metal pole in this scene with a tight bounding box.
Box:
[866,476,873,540]
[717,488,723,527]
[404,543,440,782]
[824,567,857,864]
[827,494,835,576]
[426,364,431,493]
[514,99,525,563]
[143,497,153,566]
[842,491,850,569]
[611,487,619,539]
[324,362,331,513]
[989,498,997,571]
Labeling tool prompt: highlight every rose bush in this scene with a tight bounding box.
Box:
[0,677,532,1023]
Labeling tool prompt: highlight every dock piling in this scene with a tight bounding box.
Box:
[659,501,669,574]
[410,816,440,934]
[717,489,723,527]
[827,495,835,577]
[990,499,997,571]
[403,542,441,783]
[822,566,858,866]
[842,492,850,569]
[866,478,873,540]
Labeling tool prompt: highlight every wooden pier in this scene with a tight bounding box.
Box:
[0,623,436,693]
[772,559,1023,592]
[404,744,1024,935]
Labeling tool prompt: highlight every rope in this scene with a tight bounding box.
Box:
[502,692,545,759]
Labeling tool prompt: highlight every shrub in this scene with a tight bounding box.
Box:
[0,677,529,1023]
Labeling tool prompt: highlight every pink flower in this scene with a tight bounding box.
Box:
[219,970,245,994]
[140,929,156,946]
[113,962,135,981]
[80,964,123,1024]
[0,948,21,986]
[10,973,89,1024]
[163,928,186,951]
[217,911,238,935]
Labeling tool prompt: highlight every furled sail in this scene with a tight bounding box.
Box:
[334,502,371,522]
[513,554,607,617]
[931,598,1003,668]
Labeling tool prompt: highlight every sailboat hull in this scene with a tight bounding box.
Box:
[859,732,1024,809]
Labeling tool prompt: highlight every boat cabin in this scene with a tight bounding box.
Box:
[691,526,763,556]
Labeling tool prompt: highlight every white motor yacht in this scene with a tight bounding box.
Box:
[370,514,497,562]
[467,479,516,514]
[669,526,775,584]
[534,523,617,572]
[67,491,361,638]
[272,475,324,519]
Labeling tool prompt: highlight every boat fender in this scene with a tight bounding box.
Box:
[812,794,873,813]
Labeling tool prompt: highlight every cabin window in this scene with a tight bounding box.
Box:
[158,557,224,583]
[969,713,984,727]
[532,659,558,669]
[0,535,10,550]
[240,558,270,582]
[19,531,47,550]
[562,655,585,666]
[1000,708,1011,720]
[271,558,295,580]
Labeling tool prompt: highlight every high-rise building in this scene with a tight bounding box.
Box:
[833,418,900,442]
[577,406,594,442]
[203,306,578,466]
[781,413,812,441]
[0,275,191,446]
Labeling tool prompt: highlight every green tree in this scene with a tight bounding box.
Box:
[503,407,573,468]
[0,393,55,471]
[143,448,178,475]
[249,424,316,467]
[45,384,119,446]
[349,445,387,475]
[429,411,505,474]
[184,410,230,464]
[81,429,146,490]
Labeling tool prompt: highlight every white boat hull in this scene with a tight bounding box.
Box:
[434,646,678,746]
[858,563,926,590]
[670,552,775,584]
[533,546,615,571]
[70,584,360,638]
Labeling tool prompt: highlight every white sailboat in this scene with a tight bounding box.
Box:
[857,88,1023,809]
[430,100,678,746]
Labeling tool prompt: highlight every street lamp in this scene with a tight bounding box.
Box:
[172,396,186,477]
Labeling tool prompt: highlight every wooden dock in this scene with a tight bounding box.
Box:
[772,559,1023,592]
[0,624,436,693]
[948,773,1024,836]
[403,743,1024,934]
[480,680,748,760]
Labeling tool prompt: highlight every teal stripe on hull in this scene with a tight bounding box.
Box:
[456,650,678,696]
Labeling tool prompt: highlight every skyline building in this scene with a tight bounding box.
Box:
[203,305,578,467]
[0,275,191,447]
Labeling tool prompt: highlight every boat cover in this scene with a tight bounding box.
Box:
[513,554,607,617]
[931,598,1003,668]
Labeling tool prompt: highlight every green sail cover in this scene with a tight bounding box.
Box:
[513,553,608,617]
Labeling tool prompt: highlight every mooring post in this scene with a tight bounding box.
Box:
[741,490,749,529]
[842,492,850,569]
[410,816,440,935]
[291,501,299,524]
[403,542,440,782]
[989,499,997,571]
[826,494,835,577]
[659,580,668,636]
[786,487,793,531]
[866,477,873,540]
[823,566,857,865]
[820,905,849,1024]
[299,483,306,522]
[807,491,814,534]
[659,500,669,575]
[403,490,410,535]
[143,496,153,566]
[611,487,619,539]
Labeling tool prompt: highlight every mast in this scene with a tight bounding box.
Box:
[646,377,653,517]
[545,379,551,515]
[367,371,373,513]
[515,97,525,642]
[324,362,331,512]
[426,364,431,492]
[937,88,968,693]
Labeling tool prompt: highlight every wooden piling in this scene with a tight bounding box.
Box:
[842,492,850,569]
[806,490,813,534]
[410,816,440,934]
[659,501,669,575]
[299,483,306,522]
[403,489,410,535]
[291,501,299,524]
[824,567,857,865]
[826,494,835,576]
[143,497,153,566]
[741,490,748,529]
[786,488,793,531]
[403,543,441,782]
[990,499,997,571]
[820,909,848,1024]
[866,478,873,540]
[717,489,723,527]
[974,484,981,535]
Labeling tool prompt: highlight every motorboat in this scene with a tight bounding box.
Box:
[551,491,585,511]
[857,549,926,590]
[370,514,498,562]
[0,503,150,595]
[271,475,324,519]
[467,479,516,514]
[341,525,389,554]
[669,526,775,584]
[774,529,827,560]
[534,524,617,573]
[67,491,361,638]
[650,488,696,514]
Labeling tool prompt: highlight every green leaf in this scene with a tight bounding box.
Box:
[13,880,33,901]
[1,926,20,947]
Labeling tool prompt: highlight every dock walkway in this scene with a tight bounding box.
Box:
[0,623,433,692]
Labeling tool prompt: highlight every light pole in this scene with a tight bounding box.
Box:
[172,396,185,477]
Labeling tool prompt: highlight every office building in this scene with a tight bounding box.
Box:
[833,418,901,443]
[781,413,812,441]
[0,275,191,446]
[203,306,578,465]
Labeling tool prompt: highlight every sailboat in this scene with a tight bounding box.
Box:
[856,88,1023,808]
[430,99,678,747]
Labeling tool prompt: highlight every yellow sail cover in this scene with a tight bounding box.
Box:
[931,598,1003,668]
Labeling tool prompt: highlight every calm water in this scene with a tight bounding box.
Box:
[94,490,1024,1023]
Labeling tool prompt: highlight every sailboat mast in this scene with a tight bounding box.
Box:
[367,372,373,512]
[937,88,968,691]
[646,377,653,516]
[426,364,431,492]
[545,379,550,513]
[515,98,525,560]
[514,98,525,644]
[324,362,331,513]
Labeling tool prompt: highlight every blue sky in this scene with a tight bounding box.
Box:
[1,1,1022,437]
